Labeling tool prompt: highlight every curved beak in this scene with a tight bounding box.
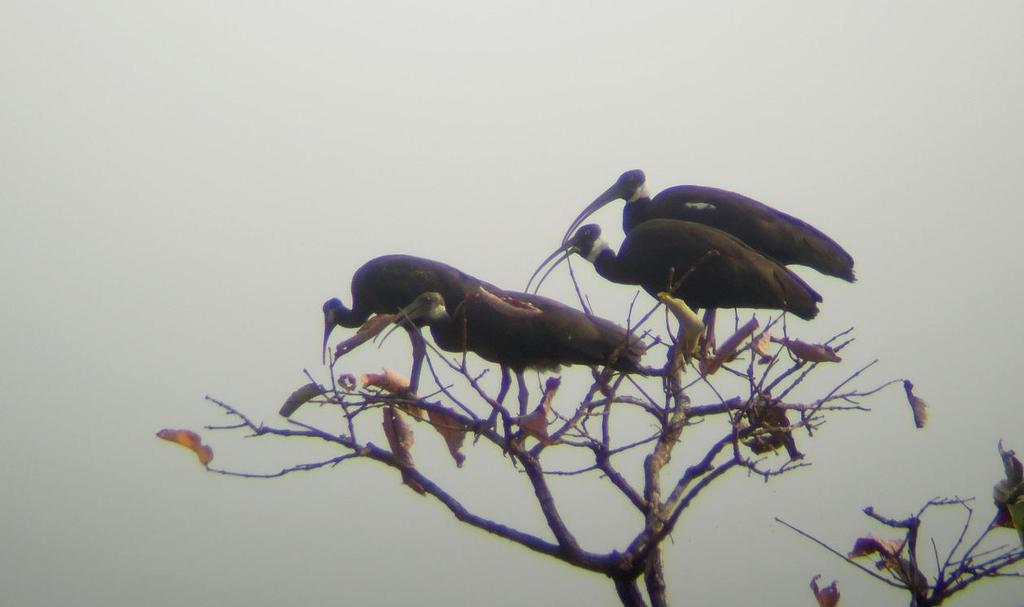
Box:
[525,242,576,294]
[322,318,335,365]
[561,182,623,246]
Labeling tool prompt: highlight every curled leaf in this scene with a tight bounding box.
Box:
[849,536,926,591]
[657,292,705,363]
[334,313,397,358]
[381,407,425,495]
[994,441,1024,547]
[751,331,773,364]
[809,575,840,607]
[361,368,411,394]
[427,406,468,467]
[279,382,324,417]
[157,428,214,466]
[700,317,759,375]
[743,398,802,460]
[517,377,560,445]
[772,337,841,363]
[902,380,928,429]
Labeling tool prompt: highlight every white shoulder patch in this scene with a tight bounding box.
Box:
[684,201,716,212]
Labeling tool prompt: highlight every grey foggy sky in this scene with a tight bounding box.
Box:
[2,1,1023,605]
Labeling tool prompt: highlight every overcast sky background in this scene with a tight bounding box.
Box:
[3,1,1023,605]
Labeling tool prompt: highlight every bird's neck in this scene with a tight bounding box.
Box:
[623,197,653,233]
[592,248,636,286]
[334,303,368,328]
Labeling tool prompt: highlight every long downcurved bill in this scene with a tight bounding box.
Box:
[560,182,622,246]
[322,320,335,365]
[525,242,575,294]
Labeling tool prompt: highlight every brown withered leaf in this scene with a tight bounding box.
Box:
[427,406,468,467]
[994,441,1024,547]
[809,575,840,607]
[902,380,928,429]
[361,368,411,394]
[849,536,927,591]
[279,382,324,417]
[156,428,213,466]
[381,407,425,495]
[751,331,773,364]
[743,398,803,460]
[772,337,841,363]
[848,536,905,560]
[700,317,759,375]
[333,313,397,358]
[518,377,561,444]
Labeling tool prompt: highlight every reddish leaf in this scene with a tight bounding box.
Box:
[773,337,841,363]
[902,380,928,429]
[333,313,397,358]
[994,441,1024,547]
[751,331,773,363]
[279,382,324,417]
[700,317,759,375]
[381,407,425,495]
[518,377,561,445]
[157,428,213,466]
[427,407,468,467]
[361,368,411,394]
[809,575,840,607]
[848,536,904,560]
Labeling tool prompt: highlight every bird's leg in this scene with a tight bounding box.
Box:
[699,308,717,360]
[404,325,426,395]
[484,366,512,430]
[516,371,529,416]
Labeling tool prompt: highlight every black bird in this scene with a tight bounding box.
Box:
[541,220,822,320]
[323,255,646,410]
[392,287,647,413]
[562,169,855,282]
[323,254,491,391]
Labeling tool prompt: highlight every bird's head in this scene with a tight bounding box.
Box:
[322,298,345,363]
[561,169,648,245]
[525,224,608,294]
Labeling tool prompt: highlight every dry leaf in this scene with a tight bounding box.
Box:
[809,575,840,607]
[700,317,759,375]
[848,536,905,560]
[279,382,324,417]
[156,428,213,466]
[743,398,803,460]
[333,313,397,358]
[849,536,926,590]
[361,368,411,394]
[752,331,773,363]
[427,406,468,467]
[772,337,841,363]
[902,380,928,429]
[657,292,705,363]
[381,407,425,495]
[994,441,1024,547]
[517,377,561,444]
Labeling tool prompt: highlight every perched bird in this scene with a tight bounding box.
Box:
[323,254,646,410]
[562,169,855,282]
[322,254,490,391]
[388,287,648,413]
[538,220,822,320]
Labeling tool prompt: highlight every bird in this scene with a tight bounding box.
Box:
[389,287,648,414]
[323,254,646,411]
[540,220,822,320]
[322,254,492,392]
[561,169,855,282]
